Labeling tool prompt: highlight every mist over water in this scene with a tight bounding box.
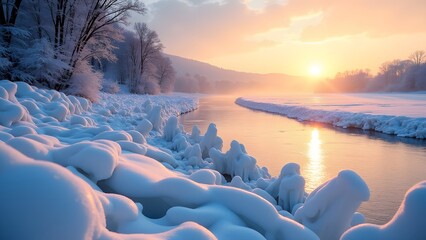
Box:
[179,95,426,225]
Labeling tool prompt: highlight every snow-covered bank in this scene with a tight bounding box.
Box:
[1,80,425,240]
[236,95,426,139]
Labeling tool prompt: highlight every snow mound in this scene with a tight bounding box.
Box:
[236,96,426,139]
[0,143,105,240]
[294,170,370,240]
[341,181,426,240]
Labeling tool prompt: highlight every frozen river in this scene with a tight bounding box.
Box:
[179,95,426,225]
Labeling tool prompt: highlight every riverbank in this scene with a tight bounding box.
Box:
[236,94,426,139]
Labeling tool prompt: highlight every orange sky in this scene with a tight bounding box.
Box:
[134,0,426,77]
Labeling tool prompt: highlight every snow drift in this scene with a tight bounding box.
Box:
[0,80,424,239]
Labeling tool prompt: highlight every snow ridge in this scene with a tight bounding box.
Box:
[236,97,426,139]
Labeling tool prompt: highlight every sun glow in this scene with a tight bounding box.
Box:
[309,64,323,77]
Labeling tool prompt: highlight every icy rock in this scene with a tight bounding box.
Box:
[294,170,370,240]
[341,181,426,240]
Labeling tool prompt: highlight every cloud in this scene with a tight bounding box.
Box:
[299,0,426,42]
[136,0,426,60]
[141,0,296,58]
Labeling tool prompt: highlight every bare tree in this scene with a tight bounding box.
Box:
[127,35,141,92]
[134,23,163,75]
[409,50,425,65]
[126,23,163,94]
[0,0,23,45]
[152,54,175,93]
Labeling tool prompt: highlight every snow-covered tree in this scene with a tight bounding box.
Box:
[0,0,23,79]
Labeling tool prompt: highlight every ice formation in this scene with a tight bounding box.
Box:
[236,97,426,139]
[210,140,262,182]
[266,163,306,212]
[199,123,223,158]
[0,80,424,239]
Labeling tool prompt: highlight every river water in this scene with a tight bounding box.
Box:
[179,95,426,225]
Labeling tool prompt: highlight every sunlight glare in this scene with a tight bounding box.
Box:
[306,128,325,191]
[309,64,322,77]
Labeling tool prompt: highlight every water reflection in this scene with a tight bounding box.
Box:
[306,128,325,191]
[179,96,426,224]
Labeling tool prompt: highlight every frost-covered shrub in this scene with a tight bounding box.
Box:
[101,79,120,94]
[66,61,102,102]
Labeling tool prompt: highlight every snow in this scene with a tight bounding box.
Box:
[236,93,426,138]
[294,170,370,240]
[341,181,426,240]
[0,80,425,239]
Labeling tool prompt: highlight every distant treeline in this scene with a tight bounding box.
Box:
[317,50,426,93]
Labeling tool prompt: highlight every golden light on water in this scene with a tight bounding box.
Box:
[306,128,325,191]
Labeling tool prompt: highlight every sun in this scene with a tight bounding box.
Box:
[309,64,323,77]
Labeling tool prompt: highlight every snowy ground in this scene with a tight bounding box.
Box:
[236,93,426,139]
[1,81,425,240]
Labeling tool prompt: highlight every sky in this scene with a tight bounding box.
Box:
[132,0,426,77]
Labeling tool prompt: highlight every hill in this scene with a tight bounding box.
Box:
[167,54,309,94]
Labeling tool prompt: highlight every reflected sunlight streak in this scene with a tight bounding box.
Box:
[306,128,325,192]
